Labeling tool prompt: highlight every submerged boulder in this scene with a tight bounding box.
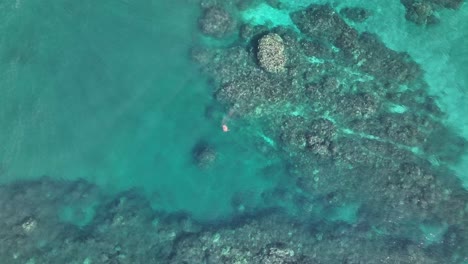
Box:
[257,33,286,73]
[340,7,371,23]
[192,141,217,168]
[199,6,234,38]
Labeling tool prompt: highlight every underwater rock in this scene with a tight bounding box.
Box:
[354,33,422,84]
[281,130,307,151]
[257,33,287,73]
[306,118,337,157]
[257,244,297,263]
[291,4,354,44]
[299,39,334,59]
[167,210,446,263]
[192,141,217,168]
[340,7,372,23]
[0,177,465,263]
[292,5,421,84]
[335,93,379,120]
[215,70,289,116]
[401,0,464,25]
[199,6,234,38]
[403,1,439,25]
[168,213,313,264]
[279,117,308,152]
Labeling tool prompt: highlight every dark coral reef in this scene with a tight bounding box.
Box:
[401,0,465,25]
[192,1,467,263]
[1,177,467,263]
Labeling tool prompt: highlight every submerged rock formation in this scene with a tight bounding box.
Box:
[257,33,286,73]
[401,0,464,25]
[192,141,217,168]
[191,1,468,263]
[199,6,235,37]
[2,178,465,263]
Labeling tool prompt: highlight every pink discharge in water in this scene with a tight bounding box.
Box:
[221,108,236,132]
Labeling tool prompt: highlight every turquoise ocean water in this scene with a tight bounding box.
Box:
[0,0,278,219]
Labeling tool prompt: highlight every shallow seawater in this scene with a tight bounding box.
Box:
[0,0,467,263]
[0,0,277,219]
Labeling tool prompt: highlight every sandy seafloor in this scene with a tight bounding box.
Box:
[0,0,467,263]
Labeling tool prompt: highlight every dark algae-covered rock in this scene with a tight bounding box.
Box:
[188,1,468,263]
[192,140,217,168]
[340,6,372,23]
[199,6,235,37]
[401,0,464,25]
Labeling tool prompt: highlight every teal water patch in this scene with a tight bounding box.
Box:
[278,0,331,11]
[327,203,360,223]
[241,3,295,28]
[420,222,448,245]
[0,0,279,219]
[59,205,96,227]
